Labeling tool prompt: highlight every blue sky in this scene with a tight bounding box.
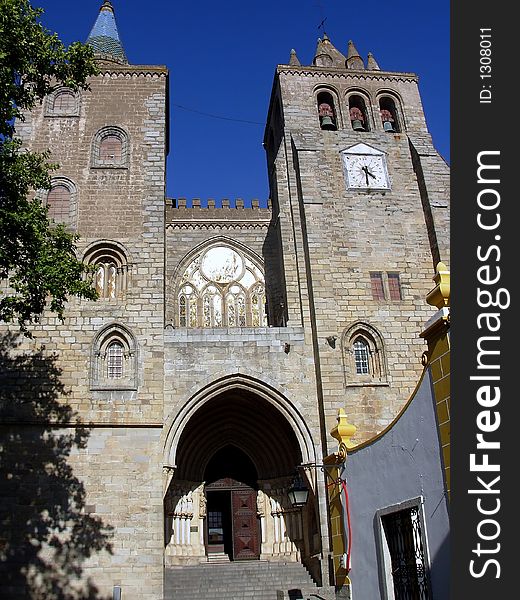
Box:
[35,0,449,204]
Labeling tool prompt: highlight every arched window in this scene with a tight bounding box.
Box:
[45,87,80,117]
[91,324,137,391]
[45,178,76,228]
[353,337,370,374]
[92,127,129,168]
[47,185,71,224]
[348,95,370,131]
[107,341,124,379]
[379,96,401,132]
[94,262,118,299]
[202,285,223,327]
[225,286,247,327]
[316,91,338,131]
[83,242,130,300]
[179,285,198,327]
[251,284,267,327]
[174,243,268,328]
[343,323,388,385]
[99,135,123,162]
[53,90,76,115]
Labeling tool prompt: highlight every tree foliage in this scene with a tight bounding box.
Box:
[0,0,99,334]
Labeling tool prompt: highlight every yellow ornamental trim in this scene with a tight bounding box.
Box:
[426,262,450,309]
[330,409,357,460]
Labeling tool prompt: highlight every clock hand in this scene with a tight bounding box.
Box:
[361,165,369,186]
[366,169,377,179]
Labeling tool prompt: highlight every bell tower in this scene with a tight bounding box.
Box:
[263,35,450,442]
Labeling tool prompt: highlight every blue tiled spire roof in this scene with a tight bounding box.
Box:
[87,1,128,64]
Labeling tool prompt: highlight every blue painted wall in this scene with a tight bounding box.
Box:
[345,372,450,599]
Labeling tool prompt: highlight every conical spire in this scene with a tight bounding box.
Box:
[346,40,365,70]
[313,34,347,69]
[87,1,128,64]
[366,52,381,71]
[289,49,301,66]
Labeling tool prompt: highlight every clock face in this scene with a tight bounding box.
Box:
[344,153,390,191]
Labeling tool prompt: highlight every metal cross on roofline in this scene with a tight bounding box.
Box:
[318,17,328,35]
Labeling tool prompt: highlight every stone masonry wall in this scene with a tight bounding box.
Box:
[266,67,450,444]
[15,65,167,422]
[3,64,169,599]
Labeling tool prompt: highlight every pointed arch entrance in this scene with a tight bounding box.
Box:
[163,376,322,569]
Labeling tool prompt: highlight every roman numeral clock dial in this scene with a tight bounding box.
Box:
[342,143,391,191]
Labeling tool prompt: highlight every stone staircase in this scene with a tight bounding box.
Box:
[164,561,336,600]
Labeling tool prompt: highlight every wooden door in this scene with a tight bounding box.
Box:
[231,487,260,560]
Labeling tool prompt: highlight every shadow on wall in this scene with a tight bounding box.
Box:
[429,531,450,598]
[0,332,113,600]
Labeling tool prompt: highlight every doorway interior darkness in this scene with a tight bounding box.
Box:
[204,446,260,561]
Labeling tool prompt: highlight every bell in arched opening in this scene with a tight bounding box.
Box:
[349,106,366,131]
[318,103,336,130]
[348,95,369,132]
[317,92,338,131]
[380,109,395,132]
[379,97,400,133]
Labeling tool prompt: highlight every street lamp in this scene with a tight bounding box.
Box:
[288,473,309,507]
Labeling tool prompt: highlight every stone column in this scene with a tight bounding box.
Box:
[165,481,206,564]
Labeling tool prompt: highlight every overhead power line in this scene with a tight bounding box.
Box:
[172,103,264,126]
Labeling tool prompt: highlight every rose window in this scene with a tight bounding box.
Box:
[177,245,267,328]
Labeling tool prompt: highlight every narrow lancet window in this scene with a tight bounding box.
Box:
[353,338,370,374]
[107,341,124,379]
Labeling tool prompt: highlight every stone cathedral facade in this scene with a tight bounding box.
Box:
[2,2,450,599]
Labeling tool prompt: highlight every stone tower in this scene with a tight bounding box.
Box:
[263,34,450,441]
[5,2,168,598]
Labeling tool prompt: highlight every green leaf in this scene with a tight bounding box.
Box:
[0,0,99,334]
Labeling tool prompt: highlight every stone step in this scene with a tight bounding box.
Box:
[166,570,312,578]
[164,560,330,600]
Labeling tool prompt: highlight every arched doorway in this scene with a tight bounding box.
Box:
[164,382,322,572]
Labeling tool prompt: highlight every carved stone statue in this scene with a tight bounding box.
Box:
[199,491,207,518]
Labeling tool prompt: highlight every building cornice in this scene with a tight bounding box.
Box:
[94,64,168,77]
[166,221,270,230]
[277,64,418,84]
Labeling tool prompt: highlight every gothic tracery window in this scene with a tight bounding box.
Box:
[91,324,137,391]
[343,323,388,385]
[176,244,268,328]
[83,242,129,300]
